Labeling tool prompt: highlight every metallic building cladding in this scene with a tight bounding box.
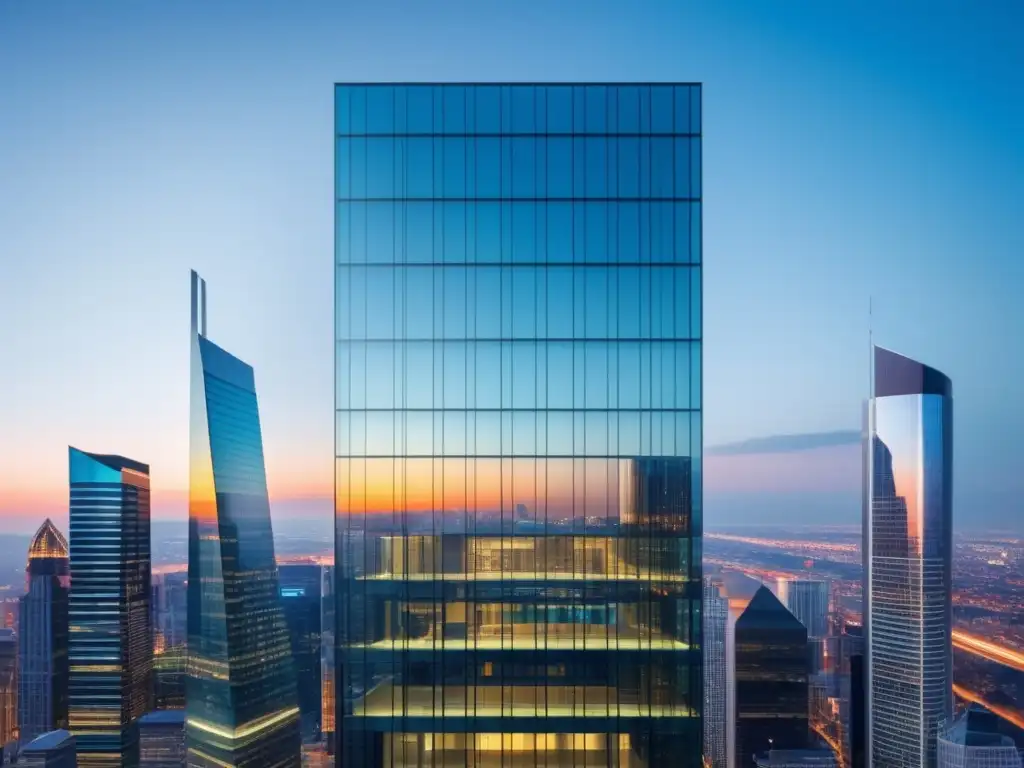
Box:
[19,520,71,745]
[186,272,301,768]
[866,347,953,768]
[68,448,154,767]
[334,83,702,768]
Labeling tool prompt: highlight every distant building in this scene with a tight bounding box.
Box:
[68,447,154,766]
[735,586,809,768]
[19,524,70,745]
[838,624,864,768]
[138,710,185,767]
[278,564,322,740]
[720,571,763,768]
[937,705,1022,768]
[186,271,300,766]
[754,749,838,768]
[18,729,76,767]
[320,565,335,754]
[703,578,728,768]
[153,644,185,711]
[776,579,830,640]
[0,628,17,747]
[865,347,953,768]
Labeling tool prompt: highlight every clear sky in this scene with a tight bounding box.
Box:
[2,1,1022,532]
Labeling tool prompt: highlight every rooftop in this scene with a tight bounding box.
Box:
[23,729,74,752]
[28,518,68,560]
[139,710,186,726]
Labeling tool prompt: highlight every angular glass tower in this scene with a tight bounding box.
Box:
[68,447,153,767]
[335,83,703,767]
[734,586,809,768]
[865,346,953,768]
[19,519,71,745]
[186,271,301,767]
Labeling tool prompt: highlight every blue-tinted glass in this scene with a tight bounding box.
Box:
[443,342,467,407]
[585,86,607,133]
[511,266,537,337]
[406,202,433,263]
[475,138,500,199]
[651,138,674,198]
[336,138,350,198]
[443,137,466,197]
[619,86,641,133]
[691,266,702,337]
[349,137,366,198]
[691,85,702,134]
[618,202,640,262]
[443,267,467,337]
[616,266,641,337]
[511,86,535,133]
[474,86,500,133]
[443,86,466,133]
[365,86,394,133]
[512,343,537,408]
[547,202,572,262]
[691,137,702,197]
[406,343,433,407]
[406,138,433,198]
[585,138,607,197]
[335,86,350,134]
[511,202,536,263]
[547,86,572,132]
[475,201,500,263]
[547,267,573,337]
[674,86,691,134]
[674,137,691,198]
[674,203,691,264]
[365,267,395,339]
[691,201,702,264]
[511,137,536,197]
[585,203,608,262]
[443,203,466,263]
[405,266,434,338]
[651,202,674,263]
[349,85,366,134]
[405,85,434,133]
[365,203,394,263]
[674,268,692,338]
[652,85,674,133]
[474,265,501,337]
[336,203,351,263]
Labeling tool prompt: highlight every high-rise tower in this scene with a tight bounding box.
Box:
[734,586,809,768]
[865,346,953,768]
[18,519,70,745]
[334,82,703,768]
[68,447,153,766]
[186,271,300,767]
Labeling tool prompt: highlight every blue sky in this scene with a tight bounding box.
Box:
[1,1,1022,531]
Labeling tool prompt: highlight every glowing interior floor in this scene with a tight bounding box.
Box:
[359,569,687,582]
[353,684,695,719]
[349,635,689,651]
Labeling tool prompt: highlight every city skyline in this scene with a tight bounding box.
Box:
[3,3,1024,532]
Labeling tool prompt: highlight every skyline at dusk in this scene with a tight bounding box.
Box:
[3,2,1024,532]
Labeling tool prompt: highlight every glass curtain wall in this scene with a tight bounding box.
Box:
[335,83,703,768]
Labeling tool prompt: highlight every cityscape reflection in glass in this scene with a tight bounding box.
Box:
[186,271,301,767]
[335,83,703,768]
[865,345,953,768]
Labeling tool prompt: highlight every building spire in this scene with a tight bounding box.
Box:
[191,270,207,338]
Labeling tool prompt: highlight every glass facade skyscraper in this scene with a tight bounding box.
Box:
[335,83,702,767]
[865,346,953,768]
[19,519,70,745]
[186,271,301,768]
[277,564,324,740]
[68,447,153,766]
[703,578,728,768]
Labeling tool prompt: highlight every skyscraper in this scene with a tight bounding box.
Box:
[735,586,809,768]
[865,346,953,768]
[68,447,153,766]
[277,564,322,740]
[335,83,703,767]
[776,578,830,640]
[0,628,17,748]
[936,705,1022,768]
[19,519,70,745]
[319,565,335,755]
[139,710,186,767]
[186,271,300,767]
[704,577,728,768]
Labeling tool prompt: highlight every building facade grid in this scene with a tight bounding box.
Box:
[335,83,703,768]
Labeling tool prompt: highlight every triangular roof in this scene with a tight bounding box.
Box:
[735,585,807,632]
[29,518,68,560]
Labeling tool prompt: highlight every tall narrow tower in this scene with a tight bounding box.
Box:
[68,447,153,766]
[865,346,953,768]
[18,519,70,745]
[186,271,300,767]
